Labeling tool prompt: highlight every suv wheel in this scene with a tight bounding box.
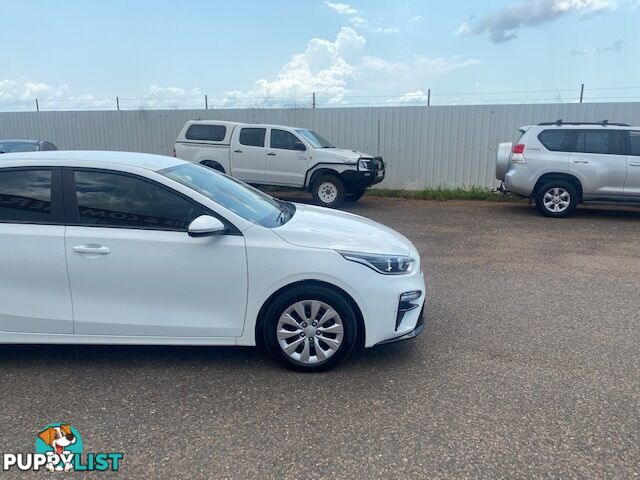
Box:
[312,174,345,208]
[263,285,357,372]
[345,186,367,202]
[535,181,578,218]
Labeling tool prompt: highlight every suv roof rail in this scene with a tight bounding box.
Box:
[537,119,630,127]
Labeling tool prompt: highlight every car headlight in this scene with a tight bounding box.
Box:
[358,158,373,170]
[338,251,415,275]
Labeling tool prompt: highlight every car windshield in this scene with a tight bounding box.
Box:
[295,129,335,148]
[0,142,39,153]
[160,163,295,228]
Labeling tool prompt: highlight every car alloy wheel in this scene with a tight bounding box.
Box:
[543,187,570,213]
[276,300,344,365]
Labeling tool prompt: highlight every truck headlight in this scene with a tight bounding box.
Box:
[338,251,415,275]
[358,158,373,170]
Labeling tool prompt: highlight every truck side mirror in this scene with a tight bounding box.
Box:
[294,142,306,151]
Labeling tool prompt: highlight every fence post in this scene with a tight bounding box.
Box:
[579,84,584,104]
[312,92,316,109]
[116,97,120,111]
[35,98,39,112]
[427,89,431,106]
[205,94,208,110]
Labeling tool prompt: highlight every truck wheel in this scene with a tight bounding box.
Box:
[535,181,578,218]
[312,174,345,208]
[345,186,367,202]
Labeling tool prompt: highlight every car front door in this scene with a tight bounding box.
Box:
[0,168,73,334]
[64,168,247,338]
[624,131,640,196]
[230,127,266,183]
[569,129,627,197]
[264,128,309,186]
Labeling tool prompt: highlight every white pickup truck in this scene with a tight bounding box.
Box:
[174,120,385,207]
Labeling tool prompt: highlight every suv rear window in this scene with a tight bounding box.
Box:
[185,124,227,142]
[239,128,266,147]
[538,130,575,152]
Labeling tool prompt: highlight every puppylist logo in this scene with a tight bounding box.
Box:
[2,423,123,473]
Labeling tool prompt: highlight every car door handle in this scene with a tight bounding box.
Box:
[267,152,276,156]
[73,244,111,255]
[572,160,589,164]
[630,162,640,167]
[234,149,243,153]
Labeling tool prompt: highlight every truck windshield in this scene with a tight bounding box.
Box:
[295,129,335,148]
[160,163,295,228]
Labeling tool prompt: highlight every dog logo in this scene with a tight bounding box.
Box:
[35,423,83,472]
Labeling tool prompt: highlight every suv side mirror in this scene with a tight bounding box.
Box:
[294,141,306,151]
[188,215,226,237]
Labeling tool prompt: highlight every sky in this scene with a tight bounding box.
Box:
[1,0,639,110]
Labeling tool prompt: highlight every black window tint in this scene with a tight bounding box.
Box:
[185,124,227,142]
[41,142,57,151]
[270,129,302,150]
[575,130,625,155]
[74,171,205,230]
[629,132,640,156]
[538,130,575,152]
[0,170,52,222]
[239,128,266,147]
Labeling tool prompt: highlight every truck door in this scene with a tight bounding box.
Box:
[264,128,309,187]
[624,131,640,196]
[230,127,266,183]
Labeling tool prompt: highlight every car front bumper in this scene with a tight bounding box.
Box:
[341,157,386,189]
[374,306,425,345]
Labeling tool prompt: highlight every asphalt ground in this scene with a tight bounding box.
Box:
[1,197,639,479]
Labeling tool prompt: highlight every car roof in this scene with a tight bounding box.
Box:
[0,150,186,171]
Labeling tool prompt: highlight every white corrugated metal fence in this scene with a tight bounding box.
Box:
[1,102,639,189]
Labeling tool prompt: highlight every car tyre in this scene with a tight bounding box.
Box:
[535,180,578,218]
[311,174,345,208]
[345,186,367,202]
[263,285,358,372]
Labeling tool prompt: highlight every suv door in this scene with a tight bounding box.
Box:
[230,127,266,183]
[624,131,640,196]
[64,169,247,338]
[264,128,309,186]
[569,129,627,197]
[0,168,73,334]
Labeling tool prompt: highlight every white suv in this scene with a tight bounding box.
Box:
[497,120,640,217]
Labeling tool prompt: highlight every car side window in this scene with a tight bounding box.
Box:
[73,171,206,231]
[629,132,640,156]
[575,130,626,155]
[239,128,266,147]
[270,129,304,150]
[537,130,576,152]
[0,169,53,223]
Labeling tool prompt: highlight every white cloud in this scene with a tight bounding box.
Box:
[324,1,359,15]
[411,15,423,21]
[456,0,617,43]
[0,78,68,101]
[570,39,623,55]
[398,90,428,103]
[220,29,478,107]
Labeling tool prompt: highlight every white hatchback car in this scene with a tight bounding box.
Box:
[0,151,425,371]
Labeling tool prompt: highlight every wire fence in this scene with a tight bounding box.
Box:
[1,85,640,112]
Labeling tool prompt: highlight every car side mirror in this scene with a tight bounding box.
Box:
[294,142,306,151]
[188,215,226,237]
